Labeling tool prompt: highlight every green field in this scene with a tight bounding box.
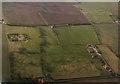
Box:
[36,25,108,79]
[95,24,118,55]
[99,45,120,73]
[11,52,43,78]
[73,2,120,76]
[4,26,43,79]
[38,26,103,78]
[54,26,99,45]
[5,26,41,52]
[94,24,119,74]
[4,25,109,79]
[43,45,105,79]
[74,2,118,23]
[38,26,99,54]
[39,26,60,45]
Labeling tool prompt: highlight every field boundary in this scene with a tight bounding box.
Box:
[3,76,120,83]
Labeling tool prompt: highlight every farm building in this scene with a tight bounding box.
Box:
[7,33,29,41]
[87,47,95,53]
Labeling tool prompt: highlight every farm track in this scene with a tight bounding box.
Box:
[38,12,48,25]
[51,28,61,45]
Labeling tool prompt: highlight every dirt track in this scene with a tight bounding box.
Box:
[3,2,90,26]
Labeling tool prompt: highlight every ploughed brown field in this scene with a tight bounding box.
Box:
[3,2,90,26]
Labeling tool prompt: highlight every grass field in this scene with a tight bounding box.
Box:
[99,45,120,73]
[5,26,41,52]
[95,24,118,55]
[94,23,119,74]
[3,25,109,79]
[74,2,118,23]
[54,26,99,45]
[37,26,107,79]
[39,26,60,45]
[73,2,120,76]
[11,52,43,78]
[43,45,106,79]
[4,26,43,79]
